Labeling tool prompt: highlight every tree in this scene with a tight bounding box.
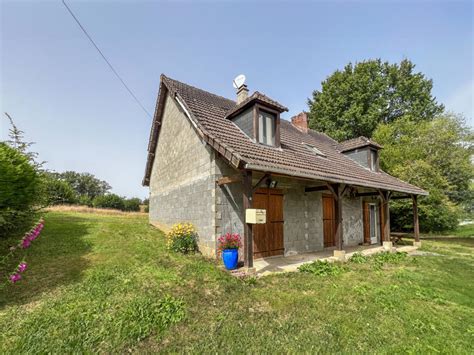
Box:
[0,143,41,238]
[373,114,474,232]
[92,194,125,210]
[40,172,78,205]
[56,171,111,199]
[4,112,43,168]
[308,59,444,141]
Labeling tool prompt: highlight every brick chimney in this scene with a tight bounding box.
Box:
[291,112,309,133]
[236,84,249,104]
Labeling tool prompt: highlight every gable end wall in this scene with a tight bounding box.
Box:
[148,93,218,257]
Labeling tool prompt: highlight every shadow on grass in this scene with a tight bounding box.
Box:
[0,214,93,309]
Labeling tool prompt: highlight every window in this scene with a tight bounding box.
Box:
[303,143,327,157]
[258,110,276,146]
[370,150,377,171]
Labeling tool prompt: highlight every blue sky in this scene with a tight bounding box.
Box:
[1,0,472,198]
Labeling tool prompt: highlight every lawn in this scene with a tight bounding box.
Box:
[1,211,473,353]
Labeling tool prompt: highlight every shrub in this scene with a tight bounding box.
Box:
[92,194,125,210]
[349,252,369,264]
[123,198,141,212]
[0,143,40,238]
[166,223,199,254]
[298,260,346,276]
[78,195,93,207]
[40,174,78,205]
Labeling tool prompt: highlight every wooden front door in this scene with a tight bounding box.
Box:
[252,188,284,258]
[322,194,336,247]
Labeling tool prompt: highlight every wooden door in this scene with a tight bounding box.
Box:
[252,188,284,258]
[363,201,383,245]
[322,194,336,247]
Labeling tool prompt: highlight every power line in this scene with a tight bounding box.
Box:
[61,0,152,118]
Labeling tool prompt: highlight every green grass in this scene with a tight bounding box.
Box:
[1,212,473,353]
[449,223,474,238]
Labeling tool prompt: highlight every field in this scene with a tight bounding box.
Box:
[1,211,473,353]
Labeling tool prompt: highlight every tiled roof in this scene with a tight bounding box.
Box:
[339,136,383,152]
[143,75,427,196]
[225,91,288,118]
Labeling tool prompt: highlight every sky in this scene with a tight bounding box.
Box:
[1,0,473,199]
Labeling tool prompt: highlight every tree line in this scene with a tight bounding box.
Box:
[308,59,473,232]
[1,115,147,238]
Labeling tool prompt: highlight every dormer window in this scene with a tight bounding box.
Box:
[339,136,382,171]
[258,109,276,146]
[226,90,288,148]
[369,149,378,171]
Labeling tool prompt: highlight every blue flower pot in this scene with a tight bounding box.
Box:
[222,249,239,270]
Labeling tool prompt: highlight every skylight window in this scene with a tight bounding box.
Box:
[303,143,326,157]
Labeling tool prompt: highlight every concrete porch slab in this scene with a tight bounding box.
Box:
[253,243,420,276]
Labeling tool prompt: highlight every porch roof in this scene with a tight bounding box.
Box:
[143,75,427,196]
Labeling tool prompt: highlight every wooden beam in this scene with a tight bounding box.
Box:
[379,190,391,242]
[333,184,343,250]
[326,183,337,200]
[304,185,328,193]
[412,194,420,242]
[242,170,253,268]
[216,175,242,186]
[252,173,270,193]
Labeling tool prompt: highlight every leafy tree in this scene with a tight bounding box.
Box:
[0,143,41,237]
[93,194,125,210]
[373,114,474,232]
[56,171,111,199]
[40,173,78,205]
[308,59,444,141]
[123,198,142,212]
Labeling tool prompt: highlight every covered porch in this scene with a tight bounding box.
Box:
[237,171,422,271]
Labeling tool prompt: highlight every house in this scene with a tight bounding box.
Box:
[143,75,427,268]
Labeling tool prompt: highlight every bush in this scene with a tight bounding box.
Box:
[123,198,141,212]
[78,195,93,207]
[0,143,40,238]
[166,223,199,254]
[298,260,346,276]
[92,194,125,210]
[40,174,78,205]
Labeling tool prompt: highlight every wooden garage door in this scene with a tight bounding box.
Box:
[252,188,284,259]
[323,194,336,247]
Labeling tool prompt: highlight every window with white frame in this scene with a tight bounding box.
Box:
[370,150,377,171]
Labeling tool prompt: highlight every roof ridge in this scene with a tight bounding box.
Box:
[161,74,236,105]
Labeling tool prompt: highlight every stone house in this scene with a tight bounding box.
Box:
[143,75,427,267]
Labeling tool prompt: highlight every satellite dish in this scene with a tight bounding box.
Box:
[232,74,246,89]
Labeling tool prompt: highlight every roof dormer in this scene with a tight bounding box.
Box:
[226,87,288,148]
[339,136,383,171]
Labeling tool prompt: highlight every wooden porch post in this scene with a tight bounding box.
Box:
[412,194,420,242]
[242,170,253,268]
[382,191,391,242]
[327,183,343,251]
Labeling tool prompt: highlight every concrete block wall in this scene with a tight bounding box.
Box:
[282,182,324,255]
[149,93,217,257]
[342,196,364,246]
